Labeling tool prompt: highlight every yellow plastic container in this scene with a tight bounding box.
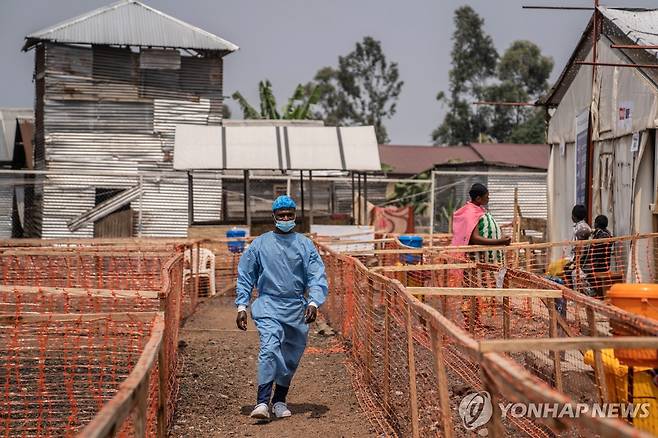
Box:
[584,349,658,435]
[607,283,658,367]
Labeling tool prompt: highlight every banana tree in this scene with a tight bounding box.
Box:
[232,80,321,120]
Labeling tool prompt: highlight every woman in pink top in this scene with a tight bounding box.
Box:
[451,183,511,249]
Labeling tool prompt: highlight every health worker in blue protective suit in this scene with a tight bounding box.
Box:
[235,195,328,421]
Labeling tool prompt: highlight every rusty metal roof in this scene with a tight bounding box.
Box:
[379,143,549,175]
[23,0,239,52]
[469,143,549,171]
[379,145,481,175]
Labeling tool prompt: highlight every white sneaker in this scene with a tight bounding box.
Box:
[250,403,270,420]
[272,402,292,418]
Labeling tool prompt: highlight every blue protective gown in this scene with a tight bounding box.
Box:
[235,231,328,386]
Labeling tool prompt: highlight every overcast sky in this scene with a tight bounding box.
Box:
[1,0,656,144]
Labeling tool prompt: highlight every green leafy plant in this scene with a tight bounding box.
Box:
[232,80,321,120]
[388,172,430,214]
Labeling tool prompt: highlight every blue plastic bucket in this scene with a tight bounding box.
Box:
[226,228,246,253]
[399,235,423,264]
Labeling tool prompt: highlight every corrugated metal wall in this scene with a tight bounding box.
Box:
[0,181,12,238]
[433,170,548,233]
[29,42,225,237]
[487,174,548,225]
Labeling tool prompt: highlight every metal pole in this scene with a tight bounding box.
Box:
[309,170,314,228]
[330,181,335,215]
[429,170,436,246]
[363,173,368,226]
[243,169,251,230]
[286,177,291,196]
[357,172,362,225]
[187,171,194,227]
[351,173,356,224]
[587,1,599,224]
[138,174,144,237]
[300,170,305,223]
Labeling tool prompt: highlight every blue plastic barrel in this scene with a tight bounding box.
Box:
[226,228,247,253]
[399,235,423,264]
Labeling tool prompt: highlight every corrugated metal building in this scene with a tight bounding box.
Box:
[19,0,238,238]
[378,143,549,232]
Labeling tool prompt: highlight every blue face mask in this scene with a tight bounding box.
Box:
[275,220,296,233]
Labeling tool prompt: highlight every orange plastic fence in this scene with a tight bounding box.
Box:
[0,312,161,436]
[319,242,658,437]
[0,240,197,437]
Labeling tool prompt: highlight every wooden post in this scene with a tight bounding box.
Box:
[157,342,167,437]
[195,242,201,306]
[482,366,504,438]
[429,326,453,438]
[383,290,391,409]
[502,296,510,339]
[405,303,420,438]
[469,296,477,334]
[513,187,521,242]
[548,298,563,392]
[587,306,608,403]
[365,277,374,384]
[631,235,639,282]
[134,373,150,438]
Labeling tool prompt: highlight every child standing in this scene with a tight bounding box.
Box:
[565,205,592,293]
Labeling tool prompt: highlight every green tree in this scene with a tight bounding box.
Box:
[498,40,554,97]
[508,109,546,144]
[432,9,553,145]
[485,40,553,143]
[308,37,403,144]
[433,6,498,145]
[232,80,321,120]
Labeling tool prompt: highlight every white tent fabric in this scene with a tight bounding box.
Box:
[173,124,381,171]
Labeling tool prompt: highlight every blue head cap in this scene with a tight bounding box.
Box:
[272,195,297,212]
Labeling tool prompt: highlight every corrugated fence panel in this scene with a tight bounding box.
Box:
[487,175,548,225]
[0,185,12,238]
[432,172,547,233]
[138,178,189,237]
[334,180,387,215]
[192,173,222,224]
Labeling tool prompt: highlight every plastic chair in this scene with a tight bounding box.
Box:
[184,248,216,297]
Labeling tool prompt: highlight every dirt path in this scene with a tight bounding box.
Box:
[170,296,377,437]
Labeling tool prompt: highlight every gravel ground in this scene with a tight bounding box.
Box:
[170,296,377,437]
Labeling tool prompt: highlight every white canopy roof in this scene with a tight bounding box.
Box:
[173,124,381,171]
